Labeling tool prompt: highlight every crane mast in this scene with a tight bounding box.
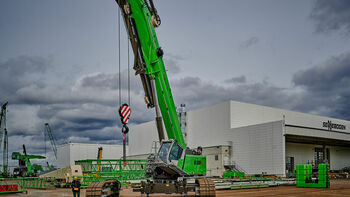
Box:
[115,0,186,149]
[45,123,57,159]
[3,129,8,177]
[0,102,8,154]
[0,102,8,177]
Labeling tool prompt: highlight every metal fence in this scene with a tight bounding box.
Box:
[75,159,148,185]
[0,177,56,193]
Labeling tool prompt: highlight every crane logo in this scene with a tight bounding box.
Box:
[322,120,346,131]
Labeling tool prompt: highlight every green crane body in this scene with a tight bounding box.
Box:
[45,123,57,159]
[12,145,45,177]
[116,0,206,176]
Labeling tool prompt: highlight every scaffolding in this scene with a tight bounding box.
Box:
[75,159,148,185]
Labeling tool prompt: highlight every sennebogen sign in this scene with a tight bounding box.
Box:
[323,120,346,131]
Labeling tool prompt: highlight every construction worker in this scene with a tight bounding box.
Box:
[71,177,81,197]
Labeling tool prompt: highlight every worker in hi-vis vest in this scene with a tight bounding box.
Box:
[71,177,81,197]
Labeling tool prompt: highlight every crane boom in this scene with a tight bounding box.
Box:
[115,0,186,148]
[45,123,57,159]
[97,147,103,172]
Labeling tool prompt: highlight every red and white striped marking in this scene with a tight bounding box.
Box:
[120,104,131,124]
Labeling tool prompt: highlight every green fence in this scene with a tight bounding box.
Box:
[75,159,148,185]
[0,177,56,193]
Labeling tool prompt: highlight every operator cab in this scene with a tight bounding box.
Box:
[157,140,184,165]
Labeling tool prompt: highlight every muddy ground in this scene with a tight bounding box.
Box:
[5,179,350,197]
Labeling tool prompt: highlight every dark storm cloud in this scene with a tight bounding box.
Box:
[171,77,297,111]
[3,50,350,163]
[0,56,50,102]
[77,72,141,92]
[0,55,152,155]
[292,52,350,119]
[293,53,350,93]
[224,76,247,84]
[311,0,350,34]
[240,37,259,48]
[293,52,350,92]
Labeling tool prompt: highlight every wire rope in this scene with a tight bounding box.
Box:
[118,7,121,107]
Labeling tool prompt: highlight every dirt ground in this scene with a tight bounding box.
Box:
[5,179,350,197]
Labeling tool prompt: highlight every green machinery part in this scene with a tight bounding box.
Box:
[223,171,245,179]
[12,145,46,177]
[177,155,207,175]
[296,163,330,188]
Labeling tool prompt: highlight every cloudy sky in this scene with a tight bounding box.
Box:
[1,0,350,166]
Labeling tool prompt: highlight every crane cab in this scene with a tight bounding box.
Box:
[156,140,207,176]
[157,140,184,165]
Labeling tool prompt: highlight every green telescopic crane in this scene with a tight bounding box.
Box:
[114,1,215,195]
[115,0,208,179]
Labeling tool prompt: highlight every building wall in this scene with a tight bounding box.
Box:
[128,121,159,155]
[230,121,285,175]
[57,143,70,169]
[230,101,350,134]
[57,143,126,168]
[129,101,286,175]
[285,142,350,171]
[285,143,315,169]
[128,100,350,176]
[285,126,350,142]
[330,146,350,170]
[126,154,149,160]
[186,101,231,148]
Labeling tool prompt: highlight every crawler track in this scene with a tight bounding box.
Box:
[86,180,120,197]
[197,178,216,197]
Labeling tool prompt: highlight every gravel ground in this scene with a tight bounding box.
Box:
[5,179,350,197]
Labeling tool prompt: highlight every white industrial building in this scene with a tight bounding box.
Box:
[128,100,350,177]
[57,143,127,168]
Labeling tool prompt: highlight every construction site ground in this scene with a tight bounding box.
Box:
[5,179,350,197]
